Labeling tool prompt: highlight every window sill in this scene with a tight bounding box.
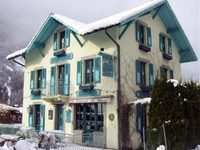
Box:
[139,85,152,92]
[139,44,151,52]
[79,84,94,91]
[53,49,66,57]
[163,53,172,60]
[31,89,41,96]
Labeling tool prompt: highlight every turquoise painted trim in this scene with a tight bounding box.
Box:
[40,105,45,131]
[50,66,56,96]
[118,21,133,40]
[94,57,101,83]
[65,28,70,48]
[120,1,166,25]
[30,71,35,90]
[71,31,83,47]
[170,69,174,79]
[77,61,82,85]
[31,94,41,100]
[42,69,46,89]
[135,60,141,85]
[28,105,33,127]
[167,27,179,34]
[152,5,163,19]
[50,53,73,64]
[149,63,154,86]
[64,64,70,96]
[23,1,196,63]
[76,89,101,97]
[66,110,71,123]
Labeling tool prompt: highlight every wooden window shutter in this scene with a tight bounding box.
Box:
[159,33,163,51]
[50,66,56,96]
[65,28,70,48]
[28,105,33,127]
[30,71,35,90]
[170,69,174,79]
[135,60,141,85]
[41,69,46,89]
[64,64,70,96]
[147,27,152,47]
[40,105,45,131]
[53,32,58,50]
[168,38,172,55]
[77,61,82,85]
[135,22,140,42]
[94,57,101,83]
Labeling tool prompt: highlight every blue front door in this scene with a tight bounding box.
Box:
[55,104,64,130]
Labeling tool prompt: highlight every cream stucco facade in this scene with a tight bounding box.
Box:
[21,11,183,150]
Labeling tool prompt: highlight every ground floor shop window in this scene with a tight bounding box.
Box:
[75,103,104,131]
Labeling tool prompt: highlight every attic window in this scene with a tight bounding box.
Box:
[59,31,65,49]
[136,21,152,49]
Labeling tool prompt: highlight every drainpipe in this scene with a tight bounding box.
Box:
[105,28,122,149]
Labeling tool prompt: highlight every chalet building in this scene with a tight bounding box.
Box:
[7,0,197,149]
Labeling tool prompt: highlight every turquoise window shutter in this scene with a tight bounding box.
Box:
[94,57,101,83]
[42,69,46,89]
[30,71,35,90]
[149,63,154,86]
[28,105,33,127]
[159,33,163,51]
[170,69,174,79]
[40,105,45,131]
[77,61,82,85]
[102,55,113,77]
[168,38,172,55]
[66,110,71,123]
[65,28,70,48]
[50,66,56,96]
[147,27,152,47]
[64,64,70,96]
[135,60,141,85]
[135,22,140,42]
[53,32,58,50]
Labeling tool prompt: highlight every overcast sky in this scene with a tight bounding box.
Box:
[0,0,199,80]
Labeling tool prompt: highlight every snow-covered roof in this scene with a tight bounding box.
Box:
[0,104,22,113]
[129,97,151,105]
[52,0,164,35]
[6,0,197,63]
[6,48,26,60]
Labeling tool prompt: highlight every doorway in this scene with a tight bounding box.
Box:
[55,104,64,130]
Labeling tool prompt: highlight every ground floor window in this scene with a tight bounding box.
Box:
[75,103,104,131]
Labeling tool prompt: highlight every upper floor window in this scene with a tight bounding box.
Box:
[30,68,46,90]
[59,31,65,49]
[53,28,70,51]
[135,59,154,87]
[136,21,152,49]
[77,57,101,85]
[159,33,172,60]
[160,66,174,79]
[85,59,94,84]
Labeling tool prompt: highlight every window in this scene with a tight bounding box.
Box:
[85,59,94,84]
[136,59,154,87]
[160,66,174,79]
[136,21,152,48]
[75,103,104,131]
[141,62,146,86]
[36,69,42,89]
[30,69,46,90]
[159,33,173,58]
[59,31,65,49]
[77,57,101,85]
[53,28,70,51]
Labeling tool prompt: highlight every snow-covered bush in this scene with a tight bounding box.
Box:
[16,127,37,139]
[156,145,165,150]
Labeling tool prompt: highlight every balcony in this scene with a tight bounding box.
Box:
[35,80,70,102]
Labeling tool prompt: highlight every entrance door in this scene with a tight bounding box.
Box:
[58,65,64,95]
[55,104,64,130]
[34,105,41,131]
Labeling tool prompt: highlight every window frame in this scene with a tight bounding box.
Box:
[136,21,148,46]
